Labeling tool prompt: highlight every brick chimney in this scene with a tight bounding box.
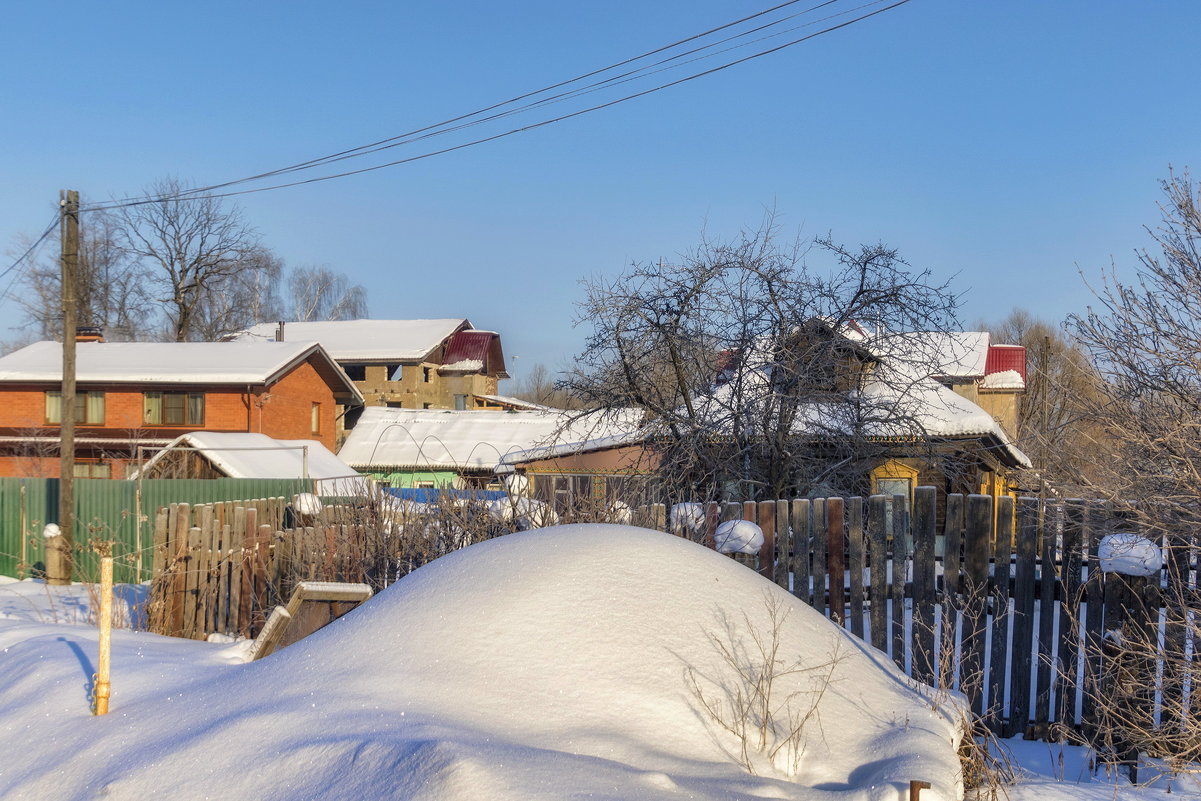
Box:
[76,326,104,343]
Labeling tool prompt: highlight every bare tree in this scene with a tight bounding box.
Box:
[564,219,965,500]
[285,265,368,321]
[1069,168,1201,529]
[17,206,154,341]
[981,308,1109,493]
[1067,170,1201,776]
[116,177,272,341]
[190,249,284,341]
[511,362,580,409]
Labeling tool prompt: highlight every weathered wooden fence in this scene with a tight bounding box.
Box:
[664,488,1199,743]
[148,487,1197,747]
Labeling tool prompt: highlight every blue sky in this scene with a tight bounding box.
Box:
[3,1,1199,384]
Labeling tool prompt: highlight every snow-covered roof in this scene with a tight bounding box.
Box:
[981,369,1026,390]
[872,331,991,379]
[130,432,370,494]
[231,319,470,362]
[0,340,360,399]
[475,394,554,411]
[339,406,643,471]
[698,335,1031,468]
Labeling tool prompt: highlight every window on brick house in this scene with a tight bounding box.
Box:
[144,391,205,426]
[73,460,111,479]
[311,402,321,434]
[422,366,431,383]
[45,391,105,425]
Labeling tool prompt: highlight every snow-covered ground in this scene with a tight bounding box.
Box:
[0,524,1195,800]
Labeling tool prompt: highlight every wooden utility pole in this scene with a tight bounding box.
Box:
[49,189,80,585]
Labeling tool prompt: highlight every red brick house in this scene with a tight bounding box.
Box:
[0,339,362,479]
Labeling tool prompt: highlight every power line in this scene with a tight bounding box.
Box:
[82,0,912,212]
[0,211,59,292]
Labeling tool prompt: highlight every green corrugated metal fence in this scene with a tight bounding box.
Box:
[0,478,315,582]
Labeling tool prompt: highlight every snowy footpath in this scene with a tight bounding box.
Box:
[0,523,1195,800]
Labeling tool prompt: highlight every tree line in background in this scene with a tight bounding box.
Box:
[12,177,368,346]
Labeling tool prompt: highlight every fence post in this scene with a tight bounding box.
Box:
[890,494,909,671]
[1008,497,1039,738]
[847,497,865,639]
[757,500,775,581]
[986,495,1014,733]
[867,495,889,653]
[911,486,937,685]
[1057,501,1085,730]
[943,494,964,597]
[962,494,992,718]
[827,497,845,626]
[774,499,791,592]
[792,499,811,607]
[1034,500,1058,738]
[812,498,828,619]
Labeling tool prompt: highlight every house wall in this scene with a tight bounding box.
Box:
[352,363,499,411]
[366,469,460,488]
[515,445,660,476]
[976,390,1019,437]
[256,357,338,449]
[0,356,341,478]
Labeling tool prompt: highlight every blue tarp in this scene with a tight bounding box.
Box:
[385,487,506,504]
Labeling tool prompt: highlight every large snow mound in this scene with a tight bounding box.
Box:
[0,525,963,801]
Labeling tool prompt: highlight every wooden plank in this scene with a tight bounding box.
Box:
[943,494,965,597]
[169,503,191,638]
[847,497,865,639]
[152,507,169,578]
[256,523,273,633]
[962,494,992,718]
[651,503,666,533]
[184,525,203,639]
[987,495,1014,733]
[216,523,232,635]
[248,606,292,661]
[1008,496,1039,738]
[237,507,256,637]
[867,495,889,653]
[792,499,811,606]
[774,499,791,591]
[757,500,776,581]
[227,524,242,637]
[1057,501,1084,729]
[911,486,938,685]
[827,498,846,626]
[890,494,908,671]
[812,498,828,619]
[1033,501,1057,737]
[195,517,215,636]
[703,502,720,550]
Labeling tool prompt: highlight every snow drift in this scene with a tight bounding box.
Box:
[0,525,964,800]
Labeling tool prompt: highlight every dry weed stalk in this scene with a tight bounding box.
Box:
[685,593,842,777]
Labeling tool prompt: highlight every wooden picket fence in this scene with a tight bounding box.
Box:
[670,488,1199,742]
[149,498,375,639]
[147,488,1197,745]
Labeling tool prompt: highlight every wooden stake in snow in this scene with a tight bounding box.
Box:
[94,555,113,715]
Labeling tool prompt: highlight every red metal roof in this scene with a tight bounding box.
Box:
[985,344,1026,380]
[442,330,497,369]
